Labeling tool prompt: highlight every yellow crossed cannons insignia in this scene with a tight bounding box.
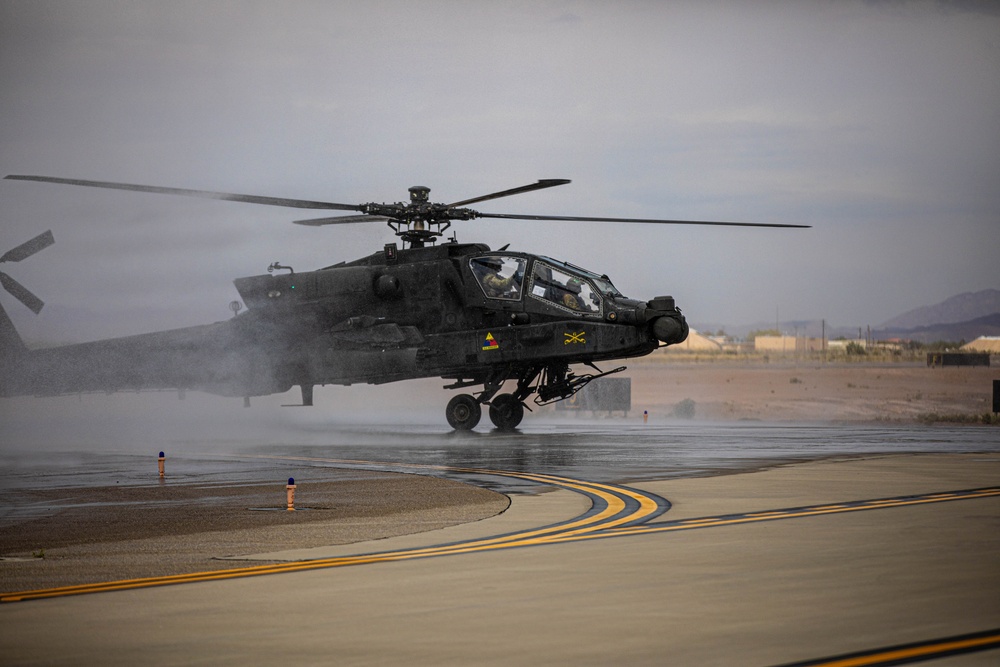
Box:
[564,331,586,345]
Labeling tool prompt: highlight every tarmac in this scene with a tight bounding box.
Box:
[2,452,999,666]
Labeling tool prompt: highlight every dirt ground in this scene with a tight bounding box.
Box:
[0,472,509,593]
[624,357,999,422]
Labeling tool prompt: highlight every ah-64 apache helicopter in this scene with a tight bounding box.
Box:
[0,175,806,430]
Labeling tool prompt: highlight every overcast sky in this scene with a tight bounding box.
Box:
[1,0,998,343]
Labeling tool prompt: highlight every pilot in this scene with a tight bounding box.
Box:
[481,260,516,298]
[561,278,583,310]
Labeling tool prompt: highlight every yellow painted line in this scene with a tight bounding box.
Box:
[254,456,663,543]
[7,455,994,604]
[2,509,644,602]
[552,487,1000,544]
[790,630,1000,666]
[2,459,666,602]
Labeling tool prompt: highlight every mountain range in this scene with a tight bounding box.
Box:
[694,289,1000,343]
[878,289,1000,330]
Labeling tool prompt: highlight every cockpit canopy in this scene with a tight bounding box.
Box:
[536,256,622,299]
[469,256,525,301]
[469,254,622,316]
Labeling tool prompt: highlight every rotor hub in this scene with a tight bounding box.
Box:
[408,186,431,203]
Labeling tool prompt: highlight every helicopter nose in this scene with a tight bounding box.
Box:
[644,296,689,345]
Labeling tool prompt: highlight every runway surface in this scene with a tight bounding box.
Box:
[5,469,996,605]
[3,418,998,496]
[2,404,999,665]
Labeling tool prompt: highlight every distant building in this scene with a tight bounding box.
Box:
[669,328,723,352]
[962,336,1000,353]
[755,335,825,353]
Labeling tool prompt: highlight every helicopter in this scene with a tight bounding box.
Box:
[0,175,807,430]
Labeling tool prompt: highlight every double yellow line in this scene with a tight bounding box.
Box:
[4,456,997,604]
[775,627,1000,666]
[1,459,664,603]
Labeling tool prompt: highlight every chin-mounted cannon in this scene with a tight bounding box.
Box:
[641,295,689,345]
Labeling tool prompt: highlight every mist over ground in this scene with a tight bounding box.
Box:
[0,380,453,454]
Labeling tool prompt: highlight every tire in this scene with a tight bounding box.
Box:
[446,393,481,430]
[489,393,524,431]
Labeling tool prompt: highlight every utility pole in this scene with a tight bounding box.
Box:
[822,318,826,363]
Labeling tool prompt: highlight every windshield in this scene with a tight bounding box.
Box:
[538,256,622,297]
[529,260,602,315]
[469,255,526,301]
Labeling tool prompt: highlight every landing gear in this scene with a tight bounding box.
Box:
[446,393,481,430]
[489,393,524,431]
[443,362,627,431]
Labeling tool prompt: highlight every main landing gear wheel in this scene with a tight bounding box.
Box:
[489,393,524,431]
[446,393,481,430]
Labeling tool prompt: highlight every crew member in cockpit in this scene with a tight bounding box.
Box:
[561,278,584,310]
[475,258,519,299]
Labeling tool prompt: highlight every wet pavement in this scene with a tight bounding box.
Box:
[3,416,998,500]
[3,396,999,666]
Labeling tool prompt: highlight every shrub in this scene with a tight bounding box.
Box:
[674,398,696,419]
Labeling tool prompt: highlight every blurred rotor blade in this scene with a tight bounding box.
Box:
[447,179,571,208]
[0,272,44,314]
[477,212,810,229]
[5,175,363,212]
[293,214,392,226]
[1,230,54,263]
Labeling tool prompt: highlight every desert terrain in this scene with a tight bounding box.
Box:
[624,356,999,423]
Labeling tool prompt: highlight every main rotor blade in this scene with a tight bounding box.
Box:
[446,179,571,208]
[0,272,44,314]
[477,212,810,229]
[1,230,54,263]
[293,214,391,226]
[5,175,363,212]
